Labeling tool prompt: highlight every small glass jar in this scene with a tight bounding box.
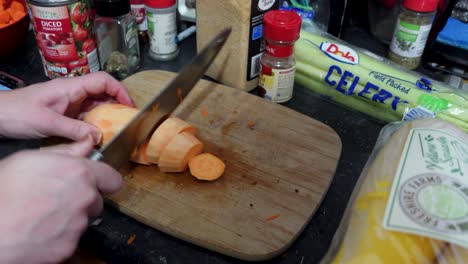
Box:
[94,0,141,79]
[258,10,301,103]
[388,0,438,70]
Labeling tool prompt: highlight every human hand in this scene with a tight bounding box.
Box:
[0,71,134,143]
[0,137,122,264]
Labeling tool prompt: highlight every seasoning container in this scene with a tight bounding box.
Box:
[196,0,280,91]
[258,10,301,103]
[27,0,100,79]
[130,0,149,44]
[388,0,439,70]
[93,0,140,79]
[145,0,179,61]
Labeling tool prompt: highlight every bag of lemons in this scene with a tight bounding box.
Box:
[322,119,468,264]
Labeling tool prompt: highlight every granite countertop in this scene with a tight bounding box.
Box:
[0,27,406,264]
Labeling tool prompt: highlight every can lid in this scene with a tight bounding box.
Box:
[263,10,302,42]
[95,0,131,17]
[403,0,439,12]
[144,0,175,8]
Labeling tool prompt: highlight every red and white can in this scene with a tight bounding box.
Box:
[27,0,100,78]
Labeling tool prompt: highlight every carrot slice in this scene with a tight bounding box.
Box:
[158,132,203,173]
[8,1,23,12]
[146,117,197,164]
[82,103,139,145]
[130,140,150,165]
[188,153,225,181]
[0,10,11,23]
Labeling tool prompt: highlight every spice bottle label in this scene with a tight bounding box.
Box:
[147,11,177,55]
[28,0,99,78]
[259,64,295,103]
[383,128,468,248]
[390,19,432,58]
[131,3,147,31]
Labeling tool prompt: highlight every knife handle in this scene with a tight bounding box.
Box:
[88,149,104,161]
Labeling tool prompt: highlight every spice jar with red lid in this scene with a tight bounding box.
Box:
[145,0,179,61]
[258,10,301,103]
[388,0,439,70]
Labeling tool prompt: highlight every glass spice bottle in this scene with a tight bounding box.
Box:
[258,10,302,103]
[388,0,439,70]
[94,0,141,79]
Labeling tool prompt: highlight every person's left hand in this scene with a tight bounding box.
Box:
[0,71,134,143]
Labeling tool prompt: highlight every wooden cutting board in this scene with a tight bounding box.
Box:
[106,70,342,261]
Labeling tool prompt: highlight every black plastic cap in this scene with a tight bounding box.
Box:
[95,0,130,17]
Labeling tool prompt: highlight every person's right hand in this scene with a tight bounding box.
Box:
[0,137,122,264]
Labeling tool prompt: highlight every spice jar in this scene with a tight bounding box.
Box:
[258,10,301,103]
[388,0,439,70]
[145,0,179,61]
[93,0,141,79]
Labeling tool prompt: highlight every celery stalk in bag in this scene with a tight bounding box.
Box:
[294,30,468,131]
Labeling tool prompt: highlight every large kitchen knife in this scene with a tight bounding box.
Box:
[88,28,231,169]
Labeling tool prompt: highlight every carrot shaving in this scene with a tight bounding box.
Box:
[265,214,280,221]
[200,108,208,117]
[247,121,255,128]
[177,88,183,103]
[126,234,136,245]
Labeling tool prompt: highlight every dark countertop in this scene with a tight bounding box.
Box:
[0,27,408,264]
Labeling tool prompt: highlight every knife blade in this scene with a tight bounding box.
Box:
[88,28,231,169]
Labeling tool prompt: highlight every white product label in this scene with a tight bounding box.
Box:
[259,66,295,103]
[402,106,436,121]
[87,48,100,72]
[383,128,468,248]
[390,19,432,58]
[147,11,177,54]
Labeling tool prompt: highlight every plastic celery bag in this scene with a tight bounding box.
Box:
[321,119,468,264]
[294,29,468,132]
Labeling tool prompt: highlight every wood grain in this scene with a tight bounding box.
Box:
[105,70,342,261]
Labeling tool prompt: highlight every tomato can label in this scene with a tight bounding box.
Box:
[28,0,100,78]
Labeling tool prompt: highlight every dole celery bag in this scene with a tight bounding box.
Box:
[294,30,468,131]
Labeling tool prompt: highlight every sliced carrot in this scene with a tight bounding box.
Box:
[0,10,11,23]
[82,103,139,145]
[8,9,25,21]
[158,132,203,173]
[146,117,197,164]
[130,140,150,165]
[9,1,24,12]
[188,153,225,181]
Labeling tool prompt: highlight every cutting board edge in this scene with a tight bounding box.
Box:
[106,198,307,261]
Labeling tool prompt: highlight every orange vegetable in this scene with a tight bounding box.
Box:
[83,103,151,165]
[188,153,225,181]
[247,120,255,128]
[0,10,11,23]
[158,131,204,173]
[146,117,197,164]
[200,108,208,117]
[83,103,139,145]
[0,0,25,26]
[130,140,150,165]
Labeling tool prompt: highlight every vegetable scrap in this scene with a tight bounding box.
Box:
[266,214,280,221]
[0,0,26,28]
[127,234,136,245]
[247,120,255,129]
[200,108,208,117]
[176,87,183,103]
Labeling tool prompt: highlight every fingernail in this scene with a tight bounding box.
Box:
[91,130,102,145]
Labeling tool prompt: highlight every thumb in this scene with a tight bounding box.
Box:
[40,135,96,157]
[48,114,102,144]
